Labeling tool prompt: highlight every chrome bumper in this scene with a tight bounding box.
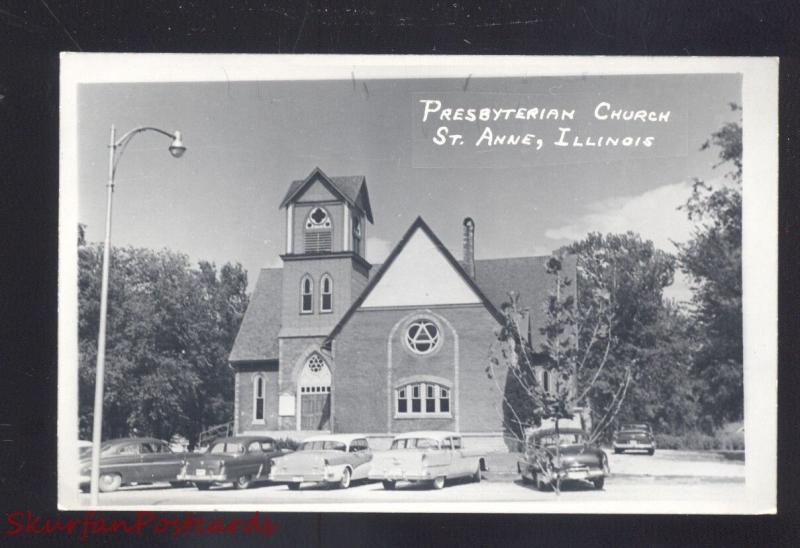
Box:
[614,441,654,449]
[368,468,434,482]
[177,473,228,482]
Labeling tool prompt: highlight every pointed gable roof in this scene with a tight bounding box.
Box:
[325,217,505,344]
[279,167,374,223]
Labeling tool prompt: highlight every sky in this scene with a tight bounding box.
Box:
[77,73,741,301]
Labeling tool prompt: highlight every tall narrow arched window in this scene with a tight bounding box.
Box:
[300,275,313,314]
[253,375,265,423]
[304,207,332,253]
[352,216,362,254]
[320,274,332,313]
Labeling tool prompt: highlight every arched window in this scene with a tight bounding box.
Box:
[352,216,362,254]
[304,207,332,253]
[542,370,551,394]
[253,375,265,423]
[395,381,451,417]
[300,275,313,314]
[320,274,332,313]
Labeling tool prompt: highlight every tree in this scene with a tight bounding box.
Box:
[78,244,248,444]
[488,232,683,449]
[677,103,743,426]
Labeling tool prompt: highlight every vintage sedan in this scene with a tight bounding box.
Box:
[177,436,286,490]
[78,437,187,493]
[612,423,656,455]
[269,434,372,490]
[517,425,610,491]
[368,431,487,490]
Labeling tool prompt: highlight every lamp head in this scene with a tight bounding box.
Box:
[168,131,186,158]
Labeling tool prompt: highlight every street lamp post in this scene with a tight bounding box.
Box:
[89,125,186,506]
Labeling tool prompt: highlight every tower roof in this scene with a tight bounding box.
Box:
[279,167,374,223]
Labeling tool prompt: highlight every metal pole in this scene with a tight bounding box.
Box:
[90,125,116,506]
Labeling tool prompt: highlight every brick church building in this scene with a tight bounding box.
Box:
[228,168,576,449]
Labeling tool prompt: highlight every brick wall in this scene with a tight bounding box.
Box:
[235,361,279,432]
[332,304,506,434]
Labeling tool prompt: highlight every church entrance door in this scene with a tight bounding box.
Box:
[300,389,331,430]
[298,353,332,431]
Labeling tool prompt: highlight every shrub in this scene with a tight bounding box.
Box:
[654,430,744,451]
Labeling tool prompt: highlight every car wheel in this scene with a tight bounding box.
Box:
[647,448,655,456]
[431,476,445,490]
[338,468,352,489]
[234,475,252,490]
[592,477,605,490]
[382,480,396,490]
[614,448,622,454]
[196,483,212,491]
[288,482,301,491]
[99,473,122,493]
[473,466,481,483]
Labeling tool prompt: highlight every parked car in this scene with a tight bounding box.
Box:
[177,436,286,490]
[517,421,609,491]
[269,434,372,490]
[78,437,187,493]
[612,423,656,455]
[368,431,486,490]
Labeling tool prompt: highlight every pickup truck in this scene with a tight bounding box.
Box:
[368,431,487,490]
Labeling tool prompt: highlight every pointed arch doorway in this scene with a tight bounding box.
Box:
[298,353,331,430]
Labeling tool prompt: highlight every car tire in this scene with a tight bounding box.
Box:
[288,482,301,491]
[234,475,252,490]
[473,466,481,483]
[382,480,396,490]
[196,483,212,491]
[647,448,655,456]
[431,476,446,490]
[99,473,122,493]
[338,468,352,489]
[614,448,622,454]
[592,477,605,490]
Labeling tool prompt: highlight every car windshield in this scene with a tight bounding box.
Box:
[209,442,244,454]
[535,432,585,447]
[391,438,440,450]
[300,441,346,451]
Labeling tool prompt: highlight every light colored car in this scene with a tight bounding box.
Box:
[269,434,372,490]
[368,431,487,490]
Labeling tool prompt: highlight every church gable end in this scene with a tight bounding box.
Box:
[361,227,481,308]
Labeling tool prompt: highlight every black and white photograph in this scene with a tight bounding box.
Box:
[58,55,777,514]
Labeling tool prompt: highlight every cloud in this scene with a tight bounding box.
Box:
[545,180,698,302]
[366,237,393,264]
[545,181,694,251]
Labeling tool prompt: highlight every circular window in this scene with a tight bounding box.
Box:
[307,354,325,373]
[405,320,441,355]
[306,207,331,229]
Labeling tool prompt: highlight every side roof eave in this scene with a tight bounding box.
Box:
[324,216,506,345]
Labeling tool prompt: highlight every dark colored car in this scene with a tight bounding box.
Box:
[78,437,187,493]
[517,427,610,491]
[612,423,656,455]
[177,436,287,490]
